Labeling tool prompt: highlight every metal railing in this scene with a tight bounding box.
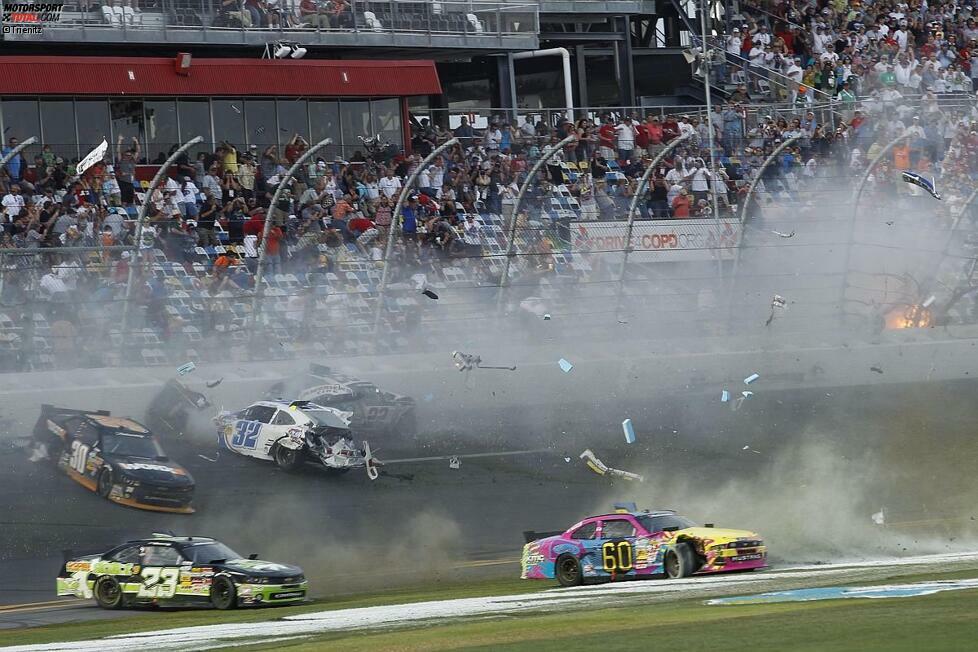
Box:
[7,0,539,45]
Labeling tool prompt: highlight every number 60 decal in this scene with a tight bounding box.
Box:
[601,540,633,572]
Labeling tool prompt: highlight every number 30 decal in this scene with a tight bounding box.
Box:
[69,441,90,474]
[601,541,633,572]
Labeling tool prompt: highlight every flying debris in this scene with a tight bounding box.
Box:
[451,351,516,372]
[422,289,439,300]
[622,419,636,444]
[449,456,461,470]
[721,390,730,403]
[767,295,787,326]
[205,378,224,389]
[772,230,795,238]
[28,443,48,463]
[870,366,884,374]
[558,358,574,373]
[198,452,220,463]
[901,170,941,200]
[744,373,760,385]
[579,449,644,482]
[922,295,936,308]
[872,508,886,526]
[885,221,895,226]
[176,361,196,376]
[742,390,754,398]
[543,313,552,320]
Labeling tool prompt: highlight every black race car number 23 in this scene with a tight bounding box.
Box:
[601,541,633,572]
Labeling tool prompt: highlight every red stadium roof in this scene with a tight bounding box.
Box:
[0,56,441,97]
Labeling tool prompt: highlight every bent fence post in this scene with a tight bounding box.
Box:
[838,132,913,320]
[496,133,577,312]
[122,136,203,334]
[250,138,332,336]
[615,132,694,319]
[373,137,459,329]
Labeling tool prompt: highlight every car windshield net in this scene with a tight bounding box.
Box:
[102,432,165,459]
[180,542,242,563]
[636,514,697,533]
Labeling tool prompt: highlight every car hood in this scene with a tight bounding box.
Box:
[106,456,194,486]
[214,559,304,577]
[676,527,762,542]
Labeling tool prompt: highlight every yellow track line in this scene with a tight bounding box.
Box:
[0,599,79,613]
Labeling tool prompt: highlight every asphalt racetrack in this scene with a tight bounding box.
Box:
[2,373,977,630]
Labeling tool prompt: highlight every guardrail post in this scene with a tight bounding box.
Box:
[122,136,203,334]
[250,137,333,339]
[373,137,460,329]
[496,132,576,313]
[614,132,693,319]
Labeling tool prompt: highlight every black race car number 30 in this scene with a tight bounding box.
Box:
[601,541,633,572]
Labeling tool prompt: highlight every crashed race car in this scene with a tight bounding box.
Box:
[145,378,212,438]
[268,364,416,438]
[522,504,766,586]
[214,400,379,478]
[58,533,307,610]
[33,405,195,514]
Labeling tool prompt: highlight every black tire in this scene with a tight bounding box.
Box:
[664,542,697,579]
[273,444,304,472]
[94,576,124,610]
[210,575,238,610]
[555,554,583,587]
[97,468,113,499]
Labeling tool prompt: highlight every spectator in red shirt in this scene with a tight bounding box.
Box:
[671,188,691,218]
[646,117,664,154]
[261,224,283,275]
[661,115,680,144]
[598,117,616,159]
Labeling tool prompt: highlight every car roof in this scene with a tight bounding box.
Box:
[123,534,217,545]
[86,414,150,434]
[585,510,678,521]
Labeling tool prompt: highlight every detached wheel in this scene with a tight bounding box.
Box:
[555,554,583,587]
[94,576,124,610]
[97,468,113,499]
[273,444,303,472]
[210,576,238,610]
[665,542,697,579]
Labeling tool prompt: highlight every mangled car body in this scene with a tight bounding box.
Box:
[214,400,379,479]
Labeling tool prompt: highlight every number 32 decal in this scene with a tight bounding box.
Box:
[231,421,262,449]
[601,541,633,572]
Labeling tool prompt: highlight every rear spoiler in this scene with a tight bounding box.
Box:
[41,404,111,418]
[523,530,564,544]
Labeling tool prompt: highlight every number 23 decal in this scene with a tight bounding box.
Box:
[601,541,633,572]
[137,567,179,598]
[231,421,262,449]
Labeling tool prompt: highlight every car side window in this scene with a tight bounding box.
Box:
[141,544,184,566]
[249,406,278,424]
[570,522,598,540]
[108,545,141,564]
[271,410,296,426]
[601,519,636,539]
[72,420,100,447]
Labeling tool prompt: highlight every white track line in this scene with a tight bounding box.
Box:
[6,551,978,652]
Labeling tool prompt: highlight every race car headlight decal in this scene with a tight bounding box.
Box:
[246,576,270,584]
[120,475,140,486]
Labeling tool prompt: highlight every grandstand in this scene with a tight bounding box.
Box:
[2,1,978,372]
